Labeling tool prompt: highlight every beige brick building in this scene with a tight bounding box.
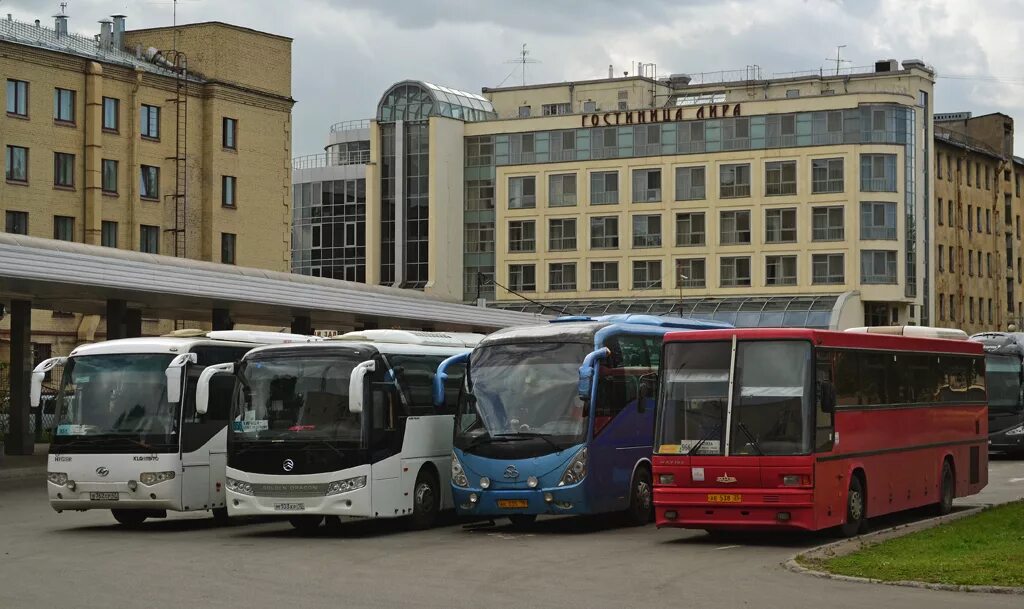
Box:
[0,14,294,361]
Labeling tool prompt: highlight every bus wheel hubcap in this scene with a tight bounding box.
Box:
[637,480,652,510]
[849,490,863,521]
[416,483,433,512]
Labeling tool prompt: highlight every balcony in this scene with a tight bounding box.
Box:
[293,150,370,170]
[330,119,371,133]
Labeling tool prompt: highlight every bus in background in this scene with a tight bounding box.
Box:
[970,332,1024,456]
[654,327,988,536]
[34,330,317,526]
[434,315,731,527]
[205,330,481,532]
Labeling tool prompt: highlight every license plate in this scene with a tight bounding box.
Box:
[707,493,742,503]
[273,503,305,511]
[89,492,119,501]
[497,499,529,509]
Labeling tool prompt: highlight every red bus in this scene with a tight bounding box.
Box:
[652,328,988,536]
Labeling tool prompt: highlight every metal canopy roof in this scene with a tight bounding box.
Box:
[377,80,496,122]
[0,234,543,331]
[492,295,849,329]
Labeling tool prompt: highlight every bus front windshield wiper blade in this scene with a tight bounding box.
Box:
[735,422,763,455]
[502,432,561,452]
[688,424,721,456]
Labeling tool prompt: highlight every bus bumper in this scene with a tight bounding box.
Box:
[452,484,587,517]
[225,469,373,519]
[654,488,816,531]
[48,479,182,512]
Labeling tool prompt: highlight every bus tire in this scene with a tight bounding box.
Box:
[408,468,440,530]
[508,514,537,528]
[839,475,866,538]
[623,466,654,526]
[936,460,955,516]
[212,507,230,524]
[111,509,147,527]
[288,516,324,533]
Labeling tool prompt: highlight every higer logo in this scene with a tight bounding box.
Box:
[716,472,737,484]
[282,459,295,472]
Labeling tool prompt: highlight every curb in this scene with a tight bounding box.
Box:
[784,505,1024,595]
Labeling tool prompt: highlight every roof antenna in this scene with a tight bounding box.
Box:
[505,43,540,87]
[827,45,851,76]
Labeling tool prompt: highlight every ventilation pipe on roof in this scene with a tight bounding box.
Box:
[54,14,68,37]
[145,47,177,71]
[98,19,113,51]
[112,14,126,50]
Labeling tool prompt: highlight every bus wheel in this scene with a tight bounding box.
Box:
[408,469,440,530]
[839,476,866,538]
[111,509,147,527]
[288,516,324,533]
[936,461,954,516]
[508,514,537,528]
[623,467,653,526]
[212,507,230,525]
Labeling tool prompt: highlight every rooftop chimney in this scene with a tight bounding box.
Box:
[111,14,126,51]
[608,64,613,79]
[99,19,112,51]
[54,14,68,37]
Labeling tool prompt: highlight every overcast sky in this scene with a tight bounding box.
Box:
[5,0,1024,155]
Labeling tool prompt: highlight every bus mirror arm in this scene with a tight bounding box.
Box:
[577,347,611,402]
[30,357,67,408]
[195,362,234,416]
[433,352,470,407]
[818,380,837,414]
[349,360,376,414]
[165,353,198,404]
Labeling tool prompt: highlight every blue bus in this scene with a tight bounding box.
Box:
[432,315,731,527]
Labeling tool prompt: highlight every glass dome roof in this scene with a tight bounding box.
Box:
[377,80,496,123]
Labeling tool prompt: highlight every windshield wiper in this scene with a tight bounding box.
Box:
[501,432,561,452]
[735,422,763,455]
[688,424,721,456]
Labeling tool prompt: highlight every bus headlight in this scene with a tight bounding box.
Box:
[480,477,491,489]
[139,471,176,485]
[451,452,469,488]
[225,477,254,496]
[48,472,68,486]
[327,476,367,496]
[1006,424,1024,436]
[558,448,587,487]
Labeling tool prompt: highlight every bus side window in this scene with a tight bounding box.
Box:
[594,336,651,436]
[442,362,467,416]
[815,349,835,452]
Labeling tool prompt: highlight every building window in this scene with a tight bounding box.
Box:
[583,101,597,112]
[765,208,797,243]
[102,97,119,131]
[950,294,956,322]
[968,205,973,232]
[632,168,662,202]
[508,264,536,291]
[548,218,577,251]
[5,211,28,235]
[720,256,751,287]
[720,163,751,198]
[632,214,662,248]
[989,298,994,324]
[860,201,897,240]
[632,260,662,290]
[223,117,238,150]
[590,261,619,290]
[765,160,797,196]
[860,153,897,192]
[812,253,845,284]
[6,79,28,117]
[53,88,75,123]
[936,153,942,180]
[518,105,531,118]
[978,207,983,233]
[786,89,800,98]
[464,223,495,253]
[221,234,237,264]
[549,262,577,291]
[676,258,706,288]
[985,166,991,190]
[861,250,898,284]
[811,206,844,241]
[590,171,619,205]
[508,220,536,252]
[591,127,618,159]
[102,159,118,194]
[222,175,237,208]
[765,255,797,286]
[53,215,74,241]
[675,166,706,200]
[466,178,495,211]
[53,152,74,187]
[938,245,944,271]
[720,210,751,245]
[508,176,536,209]
[634,124,662,155]
[987,253,992,277]
[549,130,576,162]
[948,200,954,226]
[939,294,945,321]
[949,246,955,273]
[541,103,571,116]
[590,216,619,249]
[970,297,975,323]
[986,209,991,233]
[968,250,974,276]
[548,173,577,207]
[937,197,943,225]
[140,104,160,139]
[5,145,28,182]
[101,221,118,248]
[811,158,844,193]
[676,212,705,247]
[140,225,160,254]
[140,165,160,200]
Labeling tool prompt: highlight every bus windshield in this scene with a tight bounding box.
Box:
[657,340,812,456]
[456,342,590,451]
[986,353,1023,413]
[53,354,178,442]
[232,355,363,444]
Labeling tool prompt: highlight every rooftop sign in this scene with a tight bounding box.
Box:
[581,103,742,128]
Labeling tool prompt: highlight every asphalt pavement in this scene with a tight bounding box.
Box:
[0,459,1021,609]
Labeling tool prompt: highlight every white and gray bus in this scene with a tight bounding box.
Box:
[35,330,318,526]
[199,330,480,531]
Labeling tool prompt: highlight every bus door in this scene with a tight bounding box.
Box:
[589,335,659,512]
[366,358,404,514]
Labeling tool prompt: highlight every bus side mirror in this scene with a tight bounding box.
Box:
[433,352,470,407]
[577,347,611,402]
[196,362,235,415]
[349,360,376,414]
[165,353,198,404]
[30,357,67,408]
[818,381,836,414]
